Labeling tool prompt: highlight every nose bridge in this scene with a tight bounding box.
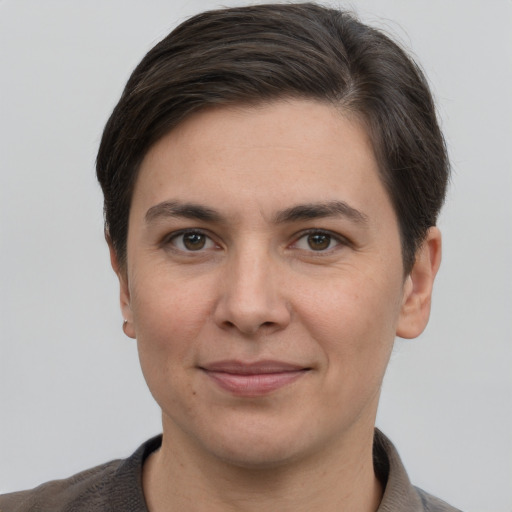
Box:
[234,241,271,294]
[215,239,289,334]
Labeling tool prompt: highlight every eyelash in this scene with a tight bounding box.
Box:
[163,229,219,253]
[162,228,349,254]
[291,229,348,254]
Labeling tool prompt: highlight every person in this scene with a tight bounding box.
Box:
[0,3,462,511]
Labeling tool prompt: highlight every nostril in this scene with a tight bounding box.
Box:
[214,290,291,335]
[220,318,278,335]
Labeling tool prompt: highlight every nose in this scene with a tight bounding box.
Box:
[213,246,291,336]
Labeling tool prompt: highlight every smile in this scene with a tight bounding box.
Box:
[199,360,311,397]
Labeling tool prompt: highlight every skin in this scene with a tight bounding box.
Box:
[110,99,441,512]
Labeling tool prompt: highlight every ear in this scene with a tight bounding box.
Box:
[396,227,442,339]
[107,235,136,339]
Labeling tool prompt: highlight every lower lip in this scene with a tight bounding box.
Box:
[203,370,307,397]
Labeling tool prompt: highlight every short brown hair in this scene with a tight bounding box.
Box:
[96,2,449,273]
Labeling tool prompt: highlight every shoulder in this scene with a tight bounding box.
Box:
[0,436,161,512]
[0,459,122,512]
[414,487,463,512]
[374,430,463,512]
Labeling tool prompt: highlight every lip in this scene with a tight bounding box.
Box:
[199,360,310,397]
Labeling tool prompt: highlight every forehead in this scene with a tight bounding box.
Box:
[131,99,393,227]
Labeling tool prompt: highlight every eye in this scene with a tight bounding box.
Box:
[168,230,218,252]
[293,231,342,252]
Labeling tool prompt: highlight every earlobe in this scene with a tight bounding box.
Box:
[107,235,136,339]
[396,227,442,339]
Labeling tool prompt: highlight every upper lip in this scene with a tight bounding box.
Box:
[199,360,309,374]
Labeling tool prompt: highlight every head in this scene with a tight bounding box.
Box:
[96,2,449,276]
[95,2,448,473]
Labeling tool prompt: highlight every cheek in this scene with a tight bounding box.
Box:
[131,275,214,416]
[130,272,215,364]
[296,272,402,375]
[286,273,403,432]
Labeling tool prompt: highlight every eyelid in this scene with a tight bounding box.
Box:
[290,228,350,252]
[162,228,221,252]
[160,227,350,253]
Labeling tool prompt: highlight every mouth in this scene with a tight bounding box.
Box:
[199,360,311,397]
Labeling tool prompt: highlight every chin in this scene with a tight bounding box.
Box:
[210,435,308,470]
[198,411,336,471]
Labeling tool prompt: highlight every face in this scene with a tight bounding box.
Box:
[116,99,436,469]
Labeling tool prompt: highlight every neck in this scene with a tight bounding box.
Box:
[142,420,382,512]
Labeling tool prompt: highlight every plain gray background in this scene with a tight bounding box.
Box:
[1,1,511,511]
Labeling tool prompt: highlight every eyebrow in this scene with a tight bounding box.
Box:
[145,199,368,225]
[273,200,368,225]
[145,201,223,223]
